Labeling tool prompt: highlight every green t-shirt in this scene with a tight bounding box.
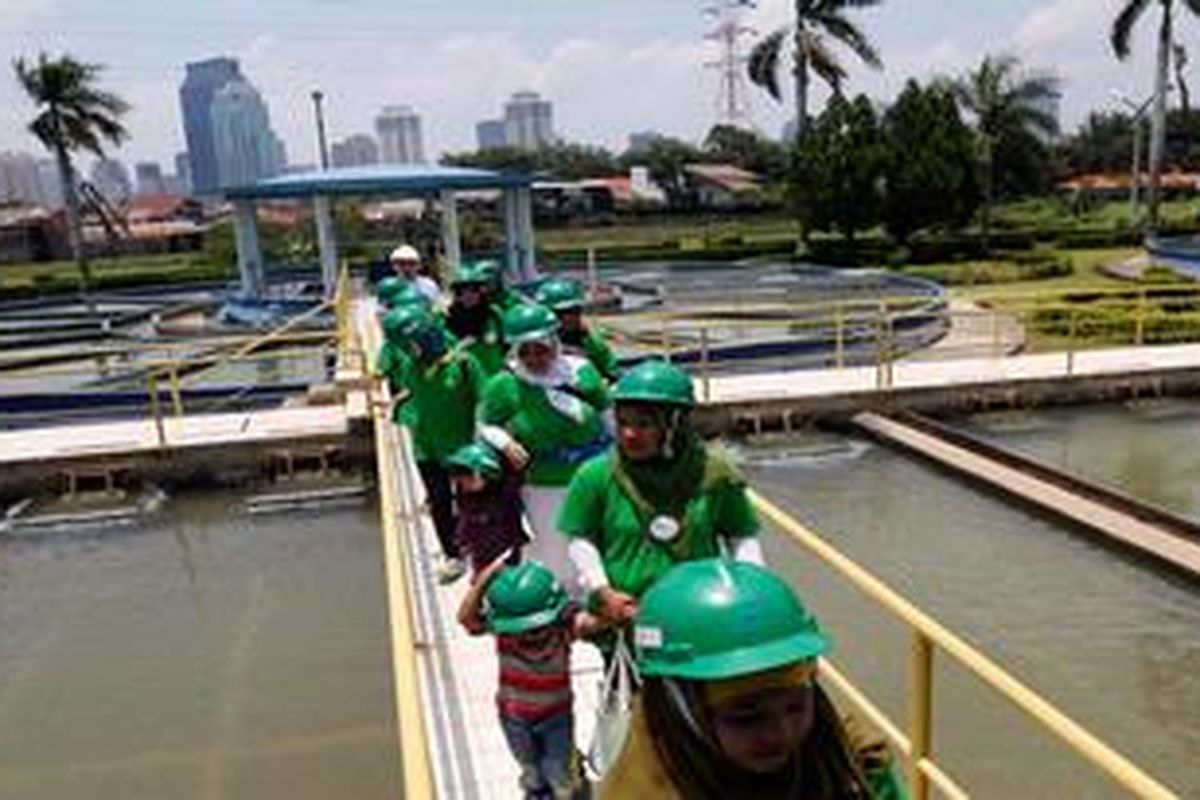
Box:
[479,359,611,486]
[582,327,619,382]
[376,341,416,426]
[462,310,507,377]
[396,349,485,463]
[557,450,759,598]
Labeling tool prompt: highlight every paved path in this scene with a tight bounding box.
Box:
[900,299,1024,362]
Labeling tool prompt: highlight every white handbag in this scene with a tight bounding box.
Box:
[586,634,640,777]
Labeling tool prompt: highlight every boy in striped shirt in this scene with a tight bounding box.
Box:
[458,557,598,799]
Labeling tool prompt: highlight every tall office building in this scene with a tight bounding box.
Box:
[331,134,379,168]
[210,78,287,188]
[90,158,133,206]
[476,120,507,150]
[135,162,167,196]
[503,91,555,150]
[179,57,243,194]
[174,152,192,195]
[375,105,425,165]
[0,152,46,206]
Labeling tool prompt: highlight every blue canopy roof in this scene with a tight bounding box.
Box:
[223,164,532,200]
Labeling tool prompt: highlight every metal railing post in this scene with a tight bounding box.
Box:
[168,364,184,418]
[661,317,671,361]
[1135,287,1147,346]
[1067,309,1078,377]
[834,304,846,369]
[148,373,167,449]
[699,326,711,402]
[908,632,934,800]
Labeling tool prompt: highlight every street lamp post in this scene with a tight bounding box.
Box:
[311,90,330,170]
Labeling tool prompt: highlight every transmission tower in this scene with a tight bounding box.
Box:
[703,0,756,129]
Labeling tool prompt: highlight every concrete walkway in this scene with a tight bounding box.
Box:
[703,342,1200,404]
[855,411,1200,579]
[900,299,1024,362]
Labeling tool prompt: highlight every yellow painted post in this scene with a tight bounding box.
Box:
[834,304,846,369]
[1135,287,1147,346]
[148,373,167,449]
[990,308,1001,358]
[168,365,184,418]
[1067,309,1078,377]
[661,316,671,362]
[699,325,711,402]
[908,632,934,800]
[874,307,885,389]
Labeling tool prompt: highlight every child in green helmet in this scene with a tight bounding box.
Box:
[458,558,600,800]
[446,441,529,576]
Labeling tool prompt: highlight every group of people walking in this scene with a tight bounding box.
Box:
[375,244,906,799]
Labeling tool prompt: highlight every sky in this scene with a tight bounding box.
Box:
[2,0,1198,173]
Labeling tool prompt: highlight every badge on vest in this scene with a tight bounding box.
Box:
[648,515,681,543]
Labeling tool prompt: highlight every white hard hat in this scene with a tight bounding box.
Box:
[390,244,421,263]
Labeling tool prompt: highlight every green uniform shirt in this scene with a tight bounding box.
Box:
[463,310,507,377]
[397,349,485,463]
[557,451,759,598]
[480,359,611,486]
[376,341,416,426]
[582,327,619,382]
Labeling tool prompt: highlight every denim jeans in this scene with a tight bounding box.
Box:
[499,712,577,800]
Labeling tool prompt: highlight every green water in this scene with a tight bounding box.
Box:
[0,491,400,800]
[745,427,1200,799]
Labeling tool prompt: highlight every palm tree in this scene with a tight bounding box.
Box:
[13,53,129,310]
[748,0,883,141]
[1111,0,1200,232]
[951,55,1059,250]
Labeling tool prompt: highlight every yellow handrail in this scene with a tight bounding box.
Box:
[750,490,1180,800]
[357,296,437,799]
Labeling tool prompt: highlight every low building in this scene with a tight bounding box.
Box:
[0,205,69,263]
[683,163,763,209]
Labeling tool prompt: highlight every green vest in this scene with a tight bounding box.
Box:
[397,349,485,462]
[557,449,759,598]
[479,359,611,486]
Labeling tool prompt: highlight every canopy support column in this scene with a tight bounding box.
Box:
[233,200,264,299]
[514,186,536,281]
[314,195,339,299]
[503,187,521,282]
[440,188,461,280]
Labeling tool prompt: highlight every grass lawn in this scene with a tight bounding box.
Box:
[0,252,233,296]
[949,248,1146,305]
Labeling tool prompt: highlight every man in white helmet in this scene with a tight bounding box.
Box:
[390,244,442,305]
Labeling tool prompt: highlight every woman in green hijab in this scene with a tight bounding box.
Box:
[557,360,764,624]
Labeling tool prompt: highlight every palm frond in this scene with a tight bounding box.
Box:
[748,28,787,103]
[1111,0,1153,59]
[811,10,882,69]
[804,33,848,93]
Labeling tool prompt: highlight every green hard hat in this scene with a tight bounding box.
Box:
[446,442,502,478]
[380,281,430,312]
[503,303,559,345]
[474,259,502,284]
[536,278,585,310]
[614,360,694,407]
[451,263,486,288]
[486,561,569,635]
[382,305,432,346]
[634,559,830,681]
[376,276,405,304]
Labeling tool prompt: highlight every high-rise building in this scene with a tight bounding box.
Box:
[503,91,555,150]
[476,120,507,150]
[179,57,243,195]
[375,105,425,165]
[174,152,192,195]
[0,152,47,206]
[135,162,167,196]
[331,133,380,168]
[210,78,287,188]
[90,158,133,206]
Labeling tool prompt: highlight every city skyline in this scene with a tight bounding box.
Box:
[0,0,1195,169]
